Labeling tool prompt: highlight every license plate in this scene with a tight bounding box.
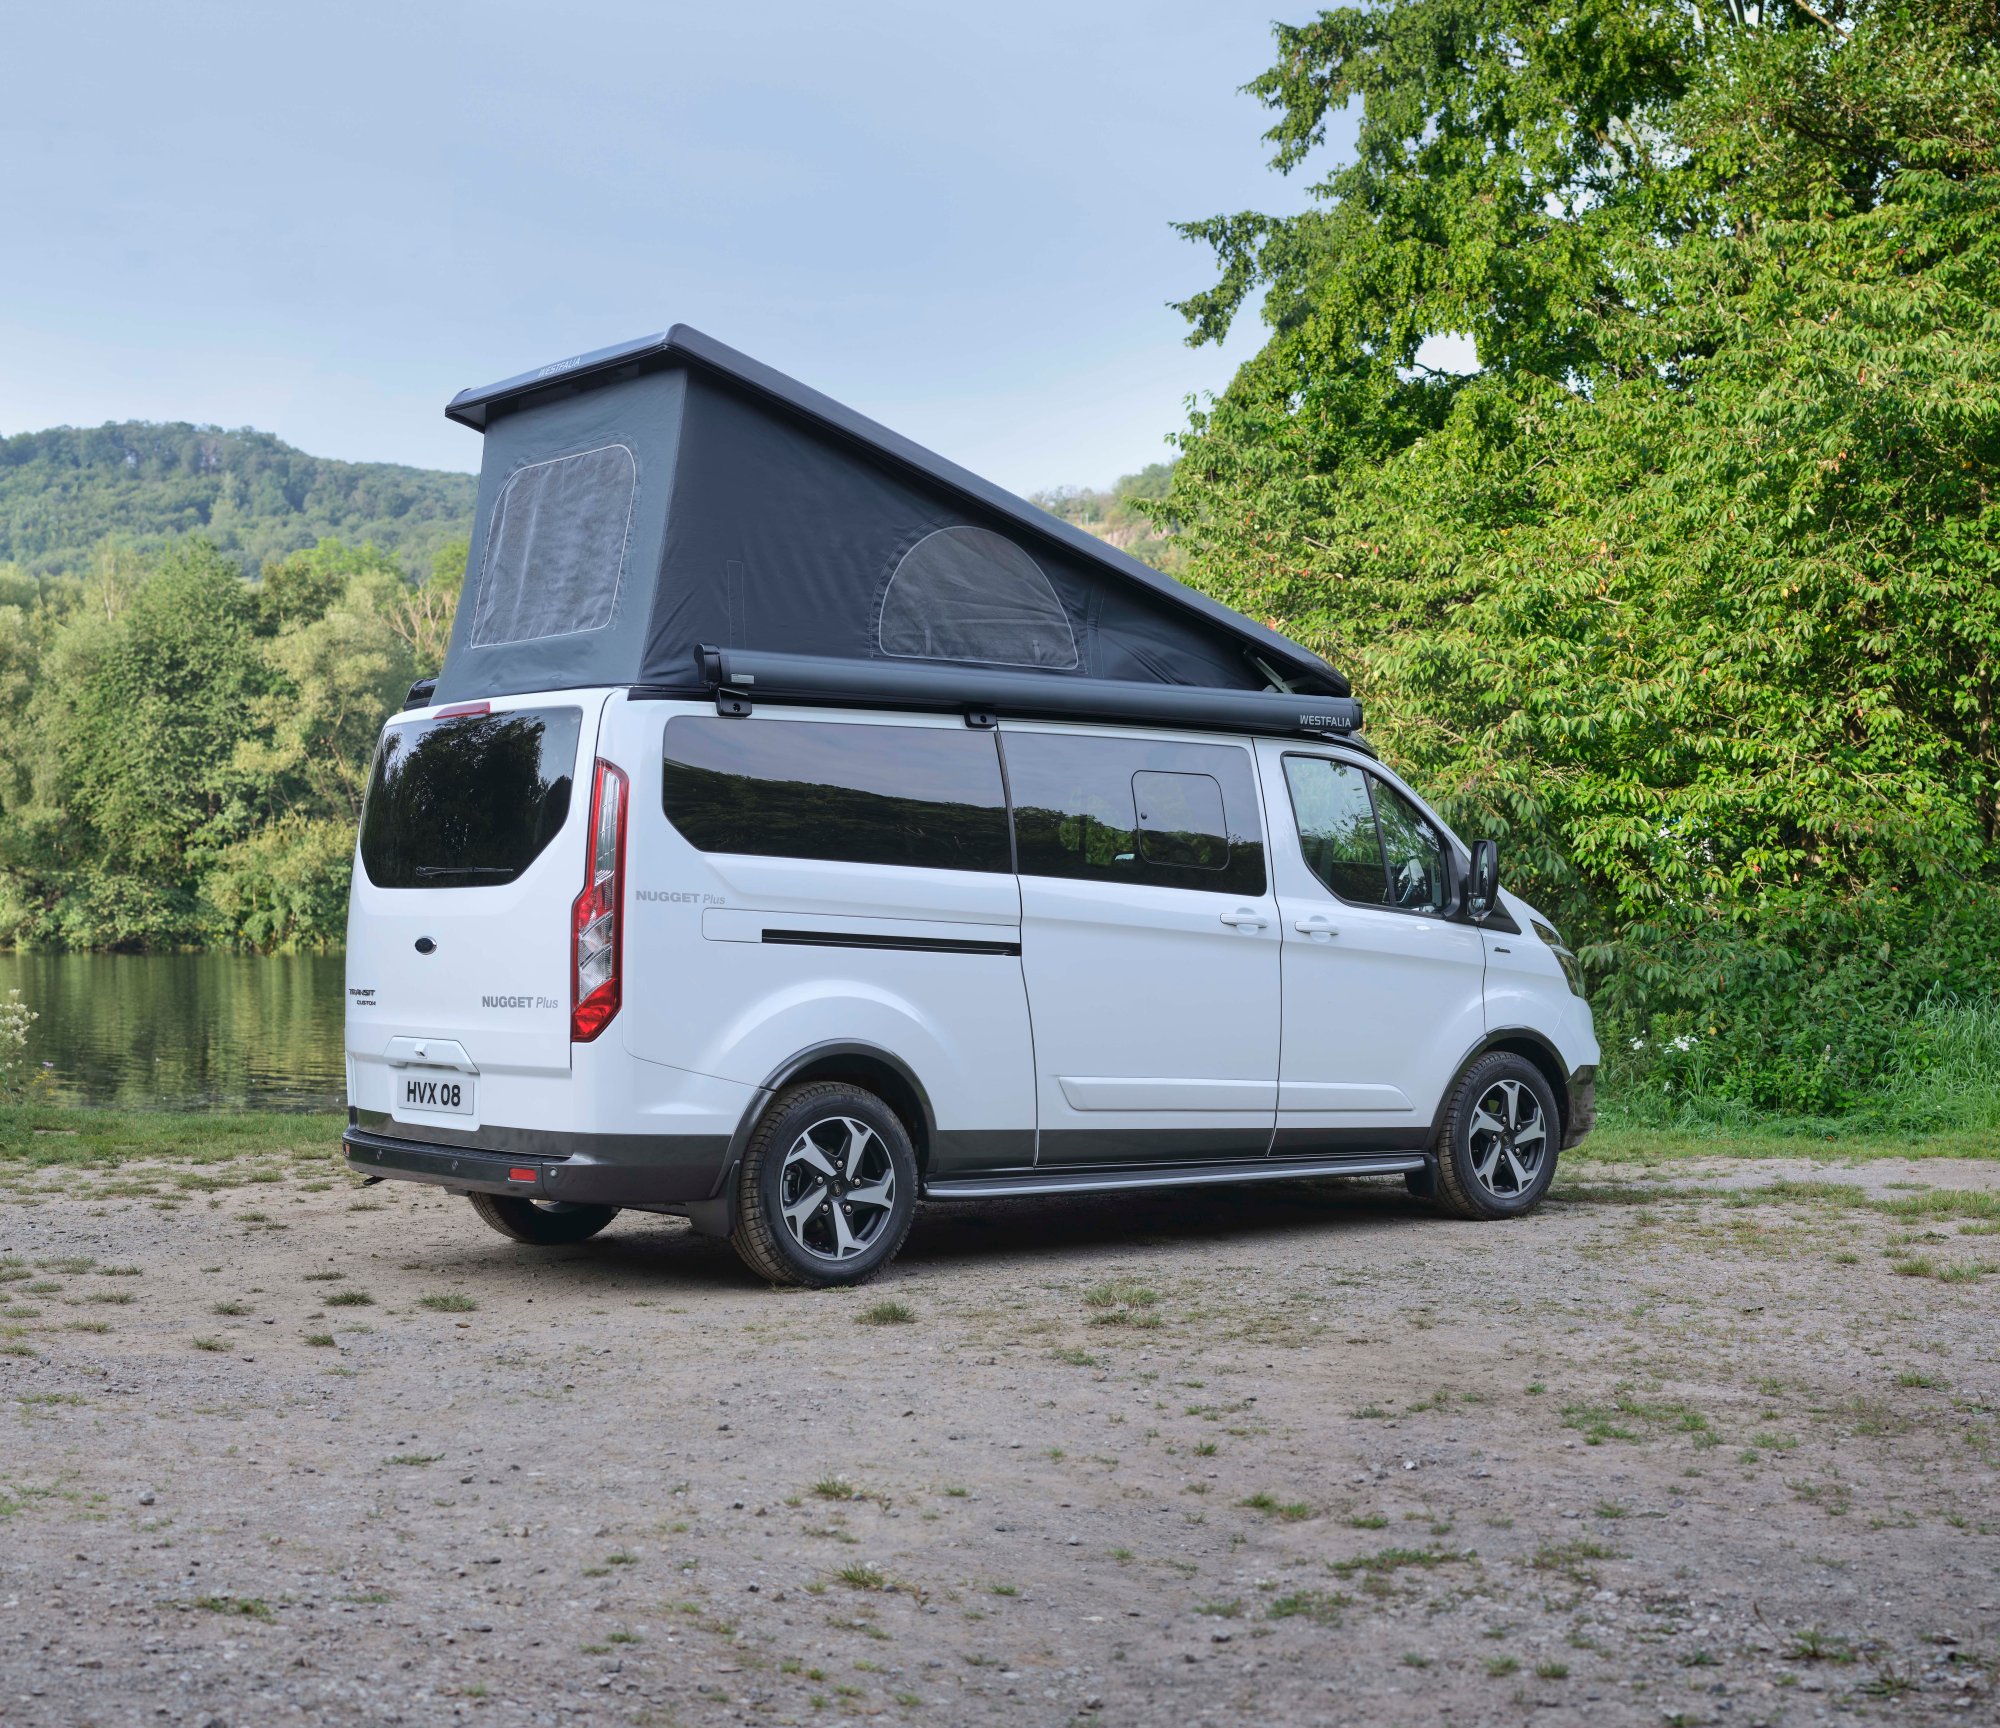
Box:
[398,1071,474,1116]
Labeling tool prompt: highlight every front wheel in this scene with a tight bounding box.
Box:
[1430,1052,1560,1220]
[730,1082,918,1288]
[468,1192,620,1245]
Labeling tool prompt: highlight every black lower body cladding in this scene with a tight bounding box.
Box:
[341,1122,732,1207]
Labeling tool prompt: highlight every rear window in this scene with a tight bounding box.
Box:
[358,707,584,889]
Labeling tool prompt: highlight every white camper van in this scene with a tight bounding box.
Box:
[344,330,1598,1287]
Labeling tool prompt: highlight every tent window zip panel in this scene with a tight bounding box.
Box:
[878,525,1079,671]
[471,443,638,649]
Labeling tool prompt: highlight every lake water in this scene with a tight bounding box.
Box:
[0,951,345,1113]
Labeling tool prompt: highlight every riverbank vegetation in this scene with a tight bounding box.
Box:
[0,537,463,950]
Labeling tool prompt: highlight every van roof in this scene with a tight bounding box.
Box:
[440,327,1346,701]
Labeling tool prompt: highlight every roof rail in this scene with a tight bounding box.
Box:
[640,647,1369,748]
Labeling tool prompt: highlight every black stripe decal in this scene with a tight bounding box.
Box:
[760,928,1021,957]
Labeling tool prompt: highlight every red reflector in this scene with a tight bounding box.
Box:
[435,701,491,718]
[508,1167,536,1183]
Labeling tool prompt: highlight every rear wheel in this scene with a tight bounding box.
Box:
[1430,1052,1560,1220]
[730,1082,917,1288]
[468,1192,620,1245]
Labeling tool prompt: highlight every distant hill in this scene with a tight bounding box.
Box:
[0,422,477,582]
[1032,461,1183,576]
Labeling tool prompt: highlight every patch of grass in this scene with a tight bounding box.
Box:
[85,1291,133,1305]
[324,1290,374,1307]
[859,1299,915,1326]
[1534,1659,1569,1680]
[387,1453,441,1467]
[1195,1599,1240,1618]
[1895,1370,1948,1389]
[302,1271,345,1282]
[1267,1589,1349,1626]
[812,1475,859,1502]
[1327,1546,1454,1578]
[1785,1626,1858,1664]
[834,1563,888,1591]
[189,1336,232,1353]
[1528,1540,1620,1586]
[418,1291,477,1312]
[1239,1491,1314,1522]
[211,1300,251,1316]
[304,1333,336,1348]
[1082,1279,1164,1328]
[195,1595,272,1620]
[1052,1346,1099,1367]
[1485,1655,1520,1677]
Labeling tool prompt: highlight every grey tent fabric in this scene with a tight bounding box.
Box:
[469,444,636,648]
[878,526,1077,669]
[430,328,1350,706]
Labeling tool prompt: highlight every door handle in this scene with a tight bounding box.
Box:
[1219,908,1269,930]
[1293,915,1340,940]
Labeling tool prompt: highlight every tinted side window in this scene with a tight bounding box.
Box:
[1283,756,1387,903]
[359,707,583,889]
[1002,732,1265,896]
[663,717,1010,873]
[1372,779,1450,914]
[1284,756,1453,915]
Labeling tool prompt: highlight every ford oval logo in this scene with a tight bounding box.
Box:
[414,937,437,955]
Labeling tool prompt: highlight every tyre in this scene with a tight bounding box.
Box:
[1430,1051,1561,1220]
[468,1192,620,1245]
[730,1082,918,1288]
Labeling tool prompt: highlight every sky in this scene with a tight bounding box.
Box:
[0,1,1359,495]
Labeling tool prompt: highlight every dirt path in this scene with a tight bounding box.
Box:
[2,1154,1997,1726]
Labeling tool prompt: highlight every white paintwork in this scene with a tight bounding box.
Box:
[345,688,1599,1176]
[1254,739,1490,1135]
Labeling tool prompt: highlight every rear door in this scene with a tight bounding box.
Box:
[1255,742,1487,1152]
[344,692,609,1134]
[1002,724,1280,1166]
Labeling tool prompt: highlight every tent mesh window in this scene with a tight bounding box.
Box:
[877,525,1079,670]
[470,444,637,648]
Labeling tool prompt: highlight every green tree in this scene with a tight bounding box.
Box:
[1167,1,2000,1109]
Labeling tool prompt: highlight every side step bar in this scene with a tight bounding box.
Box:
[923,1154,1425,1201]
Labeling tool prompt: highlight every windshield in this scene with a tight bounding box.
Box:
[357,706,583,889]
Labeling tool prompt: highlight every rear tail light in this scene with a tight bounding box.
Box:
[570,759,627,1042]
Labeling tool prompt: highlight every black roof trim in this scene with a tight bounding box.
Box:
[444,326,1346,694]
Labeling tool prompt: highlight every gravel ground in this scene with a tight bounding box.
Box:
[2,1152,1997,1726]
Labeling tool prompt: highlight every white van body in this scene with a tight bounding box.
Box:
[345,688,1598,1281]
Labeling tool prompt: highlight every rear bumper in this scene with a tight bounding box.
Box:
[342,1122,734,1207]
[1562,1066,1598,1150]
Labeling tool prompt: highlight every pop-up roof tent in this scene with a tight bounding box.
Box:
[431,327,1357,733]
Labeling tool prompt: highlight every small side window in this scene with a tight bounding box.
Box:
[1133,771,1228,872]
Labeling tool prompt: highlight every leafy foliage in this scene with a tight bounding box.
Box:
[1166,0,2000,1111]
[0,536,463,950]
[0,422,474,583]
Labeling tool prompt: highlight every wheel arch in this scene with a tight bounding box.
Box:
[1428,1028,1572,1146]
[746,1041,937,1174]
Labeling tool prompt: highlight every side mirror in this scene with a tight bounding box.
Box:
[1467,839,1499,918]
